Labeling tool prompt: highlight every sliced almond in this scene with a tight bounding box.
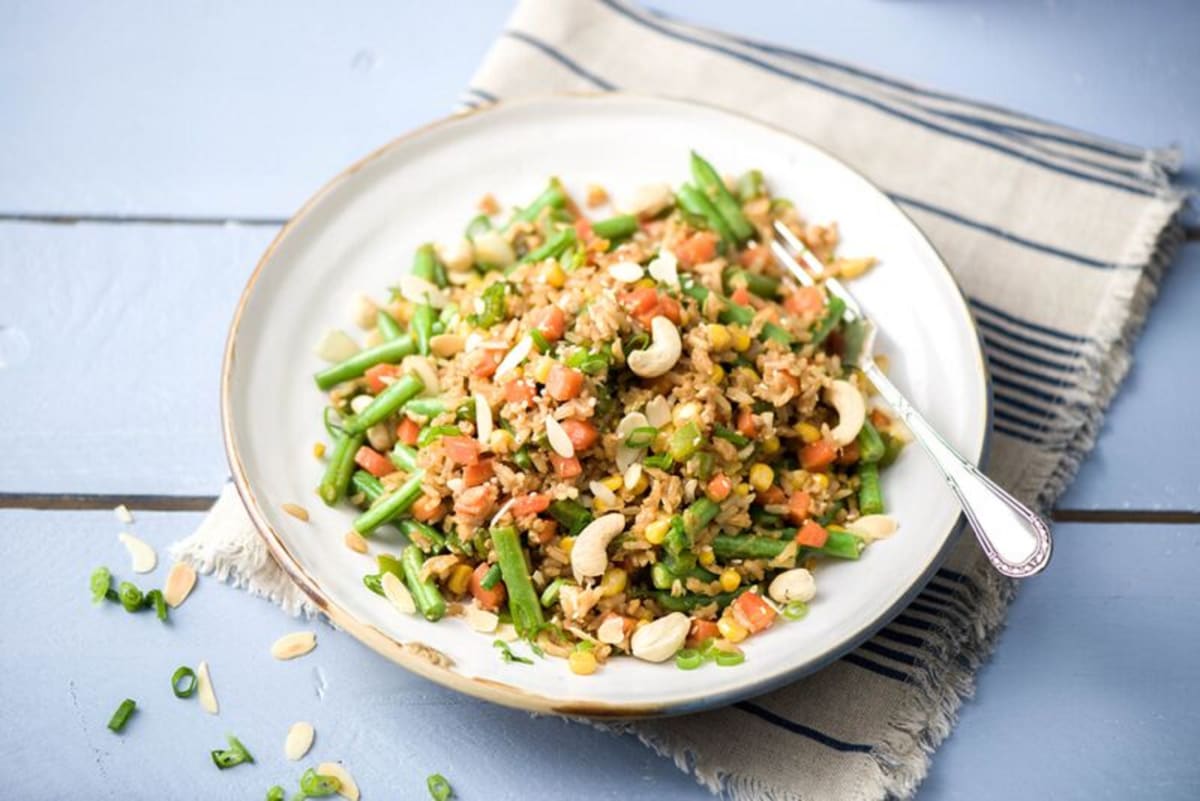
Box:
[381,571,416,615]
[623,463,643,492]
[597,615,626,645]
[271,631,317,661]
[196,660,218,714]
[117,532,157,573]
[343,531,369,554]
[494,335,533,378]
[402,354,440,396]
[113,504,134,524]
[284,721,315,761]
[162,562,198,608]
[644,396,671,428]
[607,260,644,283]
[281,503,310,522]
[317,762,360,801]
[647,250,680,287]
[397,273,448,308]
[463,603,499,633]
[545,415,575,458]
[474,392,493,446]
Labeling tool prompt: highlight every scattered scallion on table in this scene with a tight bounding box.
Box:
[171,666,197,698]
[107,698,137,733]
[210,734,254,770]
[427,773,454,801]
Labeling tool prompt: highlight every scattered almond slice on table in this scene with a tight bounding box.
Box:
[271,631,318,660]
[343,531,369,554]
[284,721,315,761]
[317,762,360,801]
[117,532,157,573]
[162,562,197,607]
[196,660,218,714]
[281,502,310,522]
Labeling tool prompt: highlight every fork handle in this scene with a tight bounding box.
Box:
[862,362,1053,577]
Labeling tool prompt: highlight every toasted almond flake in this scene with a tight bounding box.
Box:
[615,411,650,471]
[623,463,643,492]
[597,615,626,645]
[284,721,315,761]
[589,480,617,508]
[381,571,416,615]
[419,554,460,583]
[315,328,360,363]
[463,603,499,633]
[607,260,644,283]
[117,532,157,573]
[429,333,465,358]
[281,503,310,522]
[349,394,373,415]
[647,250,680,286]
[343,531,369,554]
[545,416,575,458]
[271,631,317,661]
[644,396,671,428]
[403,355,440,396]
[397,274,448,308]
[196,661,218,714]
[163,562,197,608]
[494,335,533,378]
[474,393,493,446]
[317,762,360,801]
[495,623,520,642]
[113,504,134,524]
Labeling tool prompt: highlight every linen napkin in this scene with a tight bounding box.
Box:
[174,2,1188,799]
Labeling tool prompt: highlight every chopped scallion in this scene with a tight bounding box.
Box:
[210,734,254,770]
[493,639,533,665]
[107,698,136,733]
[427,773,454,801]
[299,767,342,797]
[172,666,197,698]
[90,566,112,604]
[117,581,143,613]
[675,648,703,670]
[622,425,659,449]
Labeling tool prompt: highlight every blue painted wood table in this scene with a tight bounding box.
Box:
[2,2,1196,798]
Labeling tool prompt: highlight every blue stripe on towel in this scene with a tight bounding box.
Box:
[503,30,617,90]
[734,702,876,752]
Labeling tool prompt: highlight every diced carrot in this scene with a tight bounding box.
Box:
[706,473,733,502]
[674,230,719,267]
[837,440,861,465]
[620,286,660,317]
[531,305,567,342]
[510,493,551,516]
[738,244,770,270]
[443,436,482,466]
[784,286,825,316]
[472,349,504,378]
[354,446,394,478]
[800,439,837,471]
[730,286,752,306]
[454,485,496,519]
[470,562,507,611]
[395,417,420,447]
[503,379,536,405]
[656,295,682,325]
[795,520,829,548]
[574,217,593,240]
[757,485,786,506]
[870,408,892,429]
[364,363,401,394]
[736,407,758,438]
[731,591,777,633]
[531,518,558,545]
[463,458,494,488]
[559,419,599,451]
[545,364,584,401]
[786,490,812,523]
[410,494,445,523]
[549,454,582,478]
[687,619,720,648]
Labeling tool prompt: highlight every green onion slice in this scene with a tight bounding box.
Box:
[90,566,112,604]
[427,773,454,801]
[493,640,533,665]
[675,649,704,670]
[713,425,751,448]
[622,426,658,449]
[210,734,254,770]
[117,581,143,612]
[783,600,810,621]
[715,649,746,667]
[172,666,197,698]
[107,698,136,732]
[528,328,550,354]
[299,767,342,797]
[266,786,286,801]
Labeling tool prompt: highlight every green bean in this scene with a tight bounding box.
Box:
[378,553,404,578]
[858,462,884,515]
[390,443,418,473]
[480,563,503,590]
[491,525,544,637]
[362,573,384,596]
[353,471,425,534]
[822,527,865,560]
[404,397,447,418]
[411,302,435,356]
[397,518,445,553]
[647,589,738,612]
[519,226,577,265]
[676,183,736,244]
[509,179,567,228]
[857,419,886,464]
[417,424,462,447]
[880,433,906,468]
[841,318,869,366]
[313,336,416,390]
[682,497,720,536]
[376,309,404,341]
[664,515,688,554]
[736,169,764,202]
[511,446,533,471]
[714,425,750,448]
[401,544,446,621]
[810,295,846,347]
[712,535,789,561]
[724,268,780,299]
[652,561,717,589]
[412,243,439,285]
[651,562,675,590]
[319,432,365,505]
[548,498,592,537]
[761,322,794,347]
[351,469,385,503]
[690,152,755,242]
[342,373,424,435]
[591,214,638,242]
[719,298,756,327]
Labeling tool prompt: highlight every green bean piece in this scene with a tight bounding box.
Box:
[750,507,784,529]
[401,544,446,621]
[540,577,571,608]
[376,553,404,579]
[519,226,577,265]
[649,589,738,612]
[470,280,511,328]
[465,213,492,240]
[313,335,416,390]
[696,450,715,481]
[404,397,447,418]
[90,566,112,604]
[652,561,716,589]
[376,309,404,341]
[511,446,533,471]
[663,515,689,555]
[736,169,764,202]
[397,518,446,553]
[690,151,756,242]
[676,183,737,244]
[323,406,344,439]
[491,525,545,637]
[362,573,384,596]
[547,498,592,537]
[857,419,886,464]
[117,581,143,612]
[841,318,869,366]
[343,373,424,435]
[353,471,425,534]
[107,698,136,732]
[719,299,756,327]
[411,302,435,356]
[713,425,751,448]
[591,214,638,242]
[351,469,385,503]
[412,243,439,284]
[683,497,720,536]
[669,421,702,462]
[651,563,675,590]
[480,563,503,590]
[809,295,847,347]
[427,773,454,801]
[319,432,365,505]
[879,433,906,468]
[761,322,794,347]
[712,535,789,561]
[822,527,866,560]
[417,424,462,447]
[509,179,567,228]
[858,462,884,515]
[724,267,780,299]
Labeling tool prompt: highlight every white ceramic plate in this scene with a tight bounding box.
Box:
[223,94,989,717]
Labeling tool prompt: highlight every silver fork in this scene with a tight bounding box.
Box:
[770,220,1052,577]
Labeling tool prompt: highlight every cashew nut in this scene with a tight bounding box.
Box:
[630,612,690,662]
[827,379,866,446]
[768,568,816,604]
[627,316,682,378]
[570,513,626,582]
[845,514,898,543]
[437,238,475,272]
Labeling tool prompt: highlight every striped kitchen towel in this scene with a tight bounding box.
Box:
[175,1,1187,799]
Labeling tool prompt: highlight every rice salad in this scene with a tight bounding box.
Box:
[312,152,906,675]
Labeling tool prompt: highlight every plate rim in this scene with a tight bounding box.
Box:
[221,92,993,718]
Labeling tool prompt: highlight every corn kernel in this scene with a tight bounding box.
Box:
[600,567,628,597]
[489,429,515,453]
[568,649,598,675]
[835,256,876,279]
[602,475,624,493]
[446,563,473,595]
[533,357,553,384]
[812,473,830,490]
[738,366,759,382]
[631,473,649,495]
[732,328,752,352]
[706,323,732,351]
[718,615,749,643]
[313,442,326,459]
[719,569,742,593]
[698,547,716,567]
[734,483,752,497]
[651,431,670,454]
[796,422,821,444]
[593,499,610,513]
[749,463,775,492]
[635,277,657,289]
[644,519,671,545]
[560,536,575,556]
[762,435,780,455]
[710,365,726,383]
[541,261,567,288]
